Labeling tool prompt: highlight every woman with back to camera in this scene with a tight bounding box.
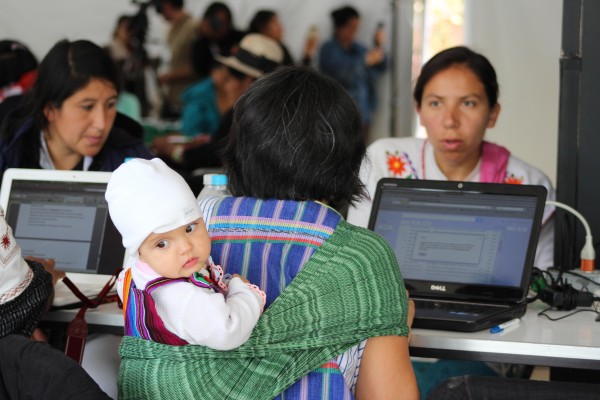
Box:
[347,46,555,271]
[117,66,419,400]
[0,39,152,183]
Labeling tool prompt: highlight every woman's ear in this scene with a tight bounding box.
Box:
[415,102,424,126]
[487,103,501,128]
[43,104,56,122]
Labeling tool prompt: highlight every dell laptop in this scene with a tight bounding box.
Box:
[368,178,547,332]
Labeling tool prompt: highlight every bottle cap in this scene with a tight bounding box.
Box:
[213,174,227,185]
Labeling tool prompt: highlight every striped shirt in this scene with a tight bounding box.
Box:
[202,197,362,400]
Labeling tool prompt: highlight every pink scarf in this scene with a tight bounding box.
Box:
[480,141,511,183]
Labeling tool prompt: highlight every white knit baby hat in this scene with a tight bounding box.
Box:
[105,158,201,256]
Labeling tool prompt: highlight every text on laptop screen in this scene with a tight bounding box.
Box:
[5,179,121,274]
[372,187,538,288]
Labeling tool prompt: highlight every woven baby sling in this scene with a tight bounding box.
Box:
[118,220,409,399]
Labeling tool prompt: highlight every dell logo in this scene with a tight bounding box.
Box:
[430,284,446,292]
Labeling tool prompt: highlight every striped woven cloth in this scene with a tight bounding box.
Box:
[118,218,409,399]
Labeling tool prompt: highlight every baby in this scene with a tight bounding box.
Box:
[106,158,264,350]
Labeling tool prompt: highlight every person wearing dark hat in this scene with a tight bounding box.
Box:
[151,33,284,195]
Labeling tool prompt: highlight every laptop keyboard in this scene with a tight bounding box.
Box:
[414,299,507,320]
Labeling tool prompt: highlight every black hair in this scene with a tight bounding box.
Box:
[331,6,360,29]
[0,40,38,88]
[203,2,232,24]
[113,15,133,39]
[28,39,121,131]
[161,0,183,10]
[248,10,276,34]
[223,66,366,210]
[413,46,499,108]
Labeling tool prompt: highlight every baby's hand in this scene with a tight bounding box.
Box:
[231,273,250,284]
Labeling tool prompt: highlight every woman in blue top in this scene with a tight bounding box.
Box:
[319,6,386,141]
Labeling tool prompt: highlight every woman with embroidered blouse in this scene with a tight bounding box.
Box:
[347,46,555,271]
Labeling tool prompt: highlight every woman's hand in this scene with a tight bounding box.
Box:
[365,47,385,66]
[26,256,64,286]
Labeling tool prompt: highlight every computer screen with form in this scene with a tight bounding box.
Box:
[1,170,124,276]
[373,188,537,288]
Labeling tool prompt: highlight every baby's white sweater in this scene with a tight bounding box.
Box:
[117,259,264,350]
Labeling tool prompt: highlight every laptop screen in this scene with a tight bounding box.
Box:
[1,170,124,275]
[369,179,546,301]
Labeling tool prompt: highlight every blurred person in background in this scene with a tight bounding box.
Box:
[248,10,318,67]
[152,34,284,196]
[0,39,38,124]
[191,2,245,80]
[319,5,386,142]
[155,0,197,118]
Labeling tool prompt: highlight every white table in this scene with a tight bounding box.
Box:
[44,300,600,369]
[410,301,600,370]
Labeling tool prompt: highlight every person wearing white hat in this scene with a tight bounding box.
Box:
[106,158,265,350]
[151,33,285,195]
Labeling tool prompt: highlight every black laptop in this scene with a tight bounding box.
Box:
[368,178,547,332]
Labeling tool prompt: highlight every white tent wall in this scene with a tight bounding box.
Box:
[465,0,562,186]
[0,0,561,183]
[0,0,395,138]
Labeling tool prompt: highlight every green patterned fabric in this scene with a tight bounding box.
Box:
[118,220,409,400]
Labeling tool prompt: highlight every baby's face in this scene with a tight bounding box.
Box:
[138,218,211,278]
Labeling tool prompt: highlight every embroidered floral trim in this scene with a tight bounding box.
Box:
[247,283,267,312]
[386,150,417,178]
[386,151,407,176]
[504,173,524,185]
[0,267,33,304]
[189,263,228,294]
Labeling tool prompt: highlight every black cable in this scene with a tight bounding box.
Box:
[547,267,600,287]
[538,301,600,321]
[556,210,578,270]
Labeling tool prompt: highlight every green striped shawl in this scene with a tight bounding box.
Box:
[118,220,409,399]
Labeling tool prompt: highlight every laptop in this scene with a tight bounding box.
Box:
[368,178,547,332]
[0,168,126,307]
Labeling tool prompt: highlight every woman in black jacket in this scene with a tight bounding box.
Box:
[0,39,152,184]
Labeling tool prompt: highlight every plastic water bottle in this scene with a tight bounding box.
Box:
[197,174,230,200]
